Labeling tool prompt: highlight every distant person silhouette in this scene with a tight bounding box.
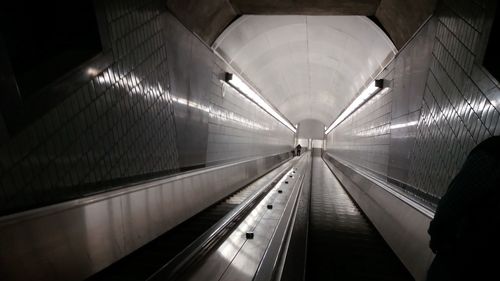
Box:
[427,136,500,281]
[296,144,302,156]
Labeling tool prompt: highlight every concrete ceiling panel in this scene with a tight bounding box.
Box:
[166,0,435,49]
[166,0,237,44]
[214,15,396,125]
[375,0,437,48]
[231,0,381,15]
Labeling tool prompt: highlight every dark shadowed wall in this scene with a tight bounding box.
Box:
[0,0,293,215]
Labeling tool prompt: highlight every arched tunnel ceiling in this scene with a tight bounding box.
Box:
[213,15,396,125]
[166,0,436,48]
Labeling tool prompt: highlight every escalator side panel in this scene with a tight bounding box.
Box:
[306,156,413,281]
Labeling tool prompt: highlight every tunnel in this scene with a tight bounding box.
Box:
[0,0,499,280]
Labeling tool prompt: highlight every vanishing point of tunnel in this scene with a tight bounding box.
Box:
[0,1,499,281]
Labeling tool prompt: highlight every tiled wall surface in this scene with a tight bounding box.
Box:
[207,82,293,163]
[407,0,500,199]
[326,0,500,206]
[163,11,293,168]
[0,0,179,215]
[0,0,293,215]
[325,85,393,176]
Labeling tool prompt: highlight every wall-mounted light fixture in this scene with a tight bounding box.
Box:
[224,72,297,133]
[325,79,384,135]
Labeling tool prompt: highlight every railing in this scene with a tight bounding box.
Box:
[147,153,312,281]
[0,152,292,281]
[147,162,295,280]
[253,154,311,281]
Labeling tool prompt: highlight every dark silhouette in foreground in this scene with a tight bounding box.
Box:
[427,136,500,281]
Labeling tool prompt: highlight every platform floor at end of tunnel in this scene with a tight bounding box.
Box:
[306,156,414,281]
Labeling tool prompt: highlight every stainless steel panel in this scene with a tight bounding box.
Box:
[0,152,291,281]
[185,198,272,281]
[0,1,180,216]
[164,13,210,168]
[206,82,294,164]
[0,3,294,217]
[184,155,310,281]
[149,154,297,281]
[326,1,500,204]
[219,218,278,281]
[385,17,436,185]
[387,110,421,184]
[391,17,436,119]
[164,12,294,168]
[406,2,500,199]
[0,196,125,281]
[325,85,393,176]
[278,158,311,281]
[254,164,309,281]
[324,155,434,281]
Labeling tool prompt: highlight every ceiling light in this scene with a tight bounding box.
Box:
[224,72,296,133]
[325,79,383,135]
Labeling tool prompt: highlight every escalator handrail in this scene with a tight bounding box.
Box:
[146,159,298,281]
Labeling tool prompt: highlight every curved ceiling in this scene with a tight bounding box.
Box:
[213,15,396,125]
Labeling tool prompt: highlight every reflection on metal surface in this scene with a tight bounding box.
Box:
[172,93,270,131]
[309,155,416,281]
[224,73,296,133]
[183,154,310,281]
[323,16,440,203]
[330,154,434,218]
[98,69,272,132]
[323,154,434,281]
[325,81,384,134]
[97,69,168,102]
[491,96,500,107]
[148,158,295,281]
[86,67,100,76]
[0,152,290,281]
[355,123,390,137]
[183,169,295,281]
[390,121,418,130]
[165,11,293,167]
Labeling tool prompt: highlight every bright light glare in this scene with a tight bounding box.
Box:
[226,73,296,133]
[325,80,382,135]
[87,67,99,76]
[390,121,418,130]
